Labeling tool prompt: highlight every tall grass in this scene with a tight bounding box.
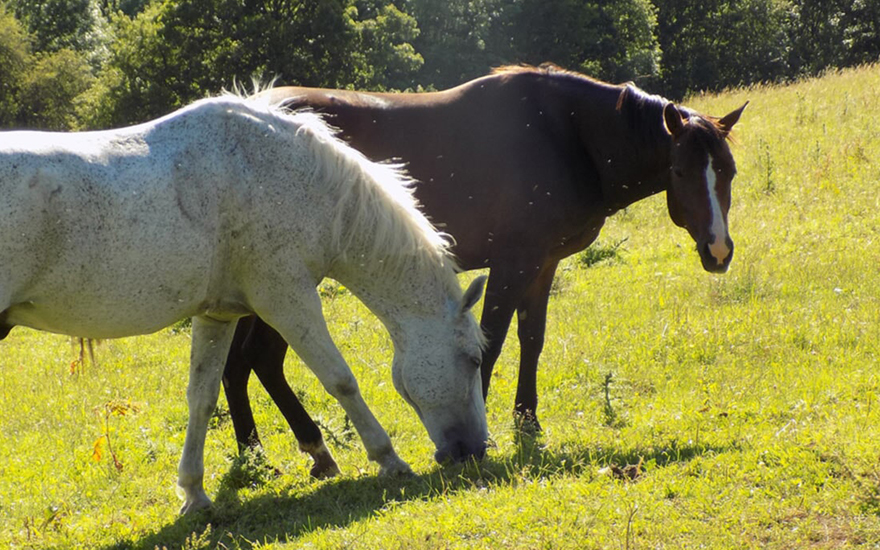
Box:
[2,64,880,549]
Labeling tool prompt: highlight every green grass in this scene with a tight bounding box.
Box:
[3,64,880,549]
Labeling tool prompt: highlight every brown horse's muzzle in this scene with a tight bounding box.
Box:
[698,236,734,273]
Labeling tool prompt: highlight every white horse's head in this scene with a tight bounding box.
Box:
[391,275,489,463]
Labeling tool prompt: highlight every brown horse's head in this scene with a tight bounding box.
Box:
[663,102,747,273]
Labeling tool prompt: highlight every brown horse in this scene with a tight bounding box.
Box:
[223,64,747,477]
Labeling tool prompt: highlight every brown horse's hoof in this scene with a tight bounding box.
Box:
[304,442,341,479]
[514,409,543,435]
[310,455,341,479]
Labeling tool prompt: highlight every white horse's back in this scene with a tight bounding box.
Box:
[0,97,338,338]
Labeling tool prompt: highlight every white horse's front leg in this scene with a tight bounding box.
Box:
[255,289,411,476]
[178,316,237,514]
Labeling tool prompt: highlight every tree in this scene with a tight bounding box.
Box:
[405,0,505,89]
[844,0,880,66]
[17,49,94,129]
[787,0,880,75]
[78,1,174,128]
[655,0,791,98]
[353,3,423,90]
[406,0,661,90]
[9,0,104,53]
[603,0,662,83]
[83,0,424,128]
[97,0,150,17]
[0,2,30,127]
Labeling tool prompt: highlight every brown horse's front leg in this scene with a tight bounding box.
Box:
[478,260,546,404]
[513,261,559,433]
[246,317,340,479]
[478,272,523,401]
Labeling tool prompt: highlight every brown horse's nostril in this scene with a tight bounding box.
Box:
[701,241,732,274]
[708,236,731,266]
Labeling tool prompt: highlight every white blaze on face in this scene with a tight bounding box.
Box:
[705,155,730,265]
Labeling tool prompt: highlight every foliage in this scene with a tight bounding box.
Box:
[83,0,424,128]
[76,2,170,128]
[353,3,423,91]
[1,66,880,548]
[0,1,100,129]
[97,0,150,17]
[654,0,792,98]
[16,49,94,130]
[403,0,504,90]
[489,0,661,84]
[407,0,661,90]
[654,0,880,98]
[578,238,628,268]
[787,0,880,75]
[5,0,880,127]
[0,2,30,126]
[8,0,109,57]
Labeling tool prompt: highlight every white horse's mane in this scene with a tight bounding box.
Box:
[214,90,460,297]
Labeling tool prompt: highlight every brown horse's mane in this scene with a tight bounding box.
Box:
[492,63,734,143]
[617,80,733,144]
[494,64,661,139]
[491,62,603,85]
[615,83,671,144]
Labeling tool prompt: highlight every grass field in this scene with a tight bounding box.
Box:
[2,64,880,549]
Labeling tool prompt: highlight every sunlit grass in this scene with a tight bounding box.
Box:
[2,64,880,548]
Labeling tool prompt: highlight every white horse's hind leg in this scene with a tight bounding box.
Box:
[178,316,237,514]
[254,287,411,476]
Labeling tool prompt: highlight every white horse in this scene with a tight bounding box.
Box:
[0,95,488,514]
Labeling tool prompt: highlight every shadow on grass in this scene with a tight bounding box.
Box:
[100,437,732,550]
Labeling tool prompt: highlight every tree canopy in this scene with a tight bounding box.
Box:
[0,0,877,130]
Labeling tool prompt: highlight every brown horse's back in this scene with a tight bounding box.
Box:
[260,76,607,270]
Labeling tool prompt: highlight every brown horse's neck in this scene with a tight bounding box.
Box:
[561,78,673,213]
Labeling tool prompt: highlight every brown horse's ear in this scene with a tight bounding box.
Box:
[663,103,685,138]
[718,101,748,137]
[459,275,487,315]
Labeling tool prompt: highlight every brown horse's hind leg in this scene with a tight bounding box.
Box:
[242,317,340,479]
[513,261,559,433]
[223,317,262,452]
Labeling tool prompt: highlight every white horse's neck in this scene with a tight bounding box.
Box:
[294,117,461,345]
[328,247,459,346]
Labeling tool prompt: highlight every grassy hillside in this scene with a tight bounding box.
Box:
[2,64,879,549]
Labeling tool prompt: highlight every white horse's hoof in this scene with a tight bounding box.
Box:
[378,457,413,477]
[179,495,212,515]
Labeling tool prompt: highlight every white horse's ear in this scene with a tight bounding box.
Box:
[460,275,487,315]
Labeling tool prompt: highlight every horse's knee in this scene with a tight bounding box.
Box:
[518,327,545,359]
[222,363,250,390]
[186,386,219,422]
[325,372,359,399]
